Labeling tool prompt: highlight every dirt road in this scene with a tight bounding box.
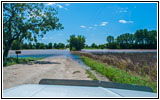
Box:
[3,57,91,90]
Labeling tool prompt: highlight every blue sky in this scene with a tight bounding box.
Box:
[39,3,157,45]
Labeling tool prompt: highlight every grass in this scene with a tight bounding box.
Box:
[72,51,157,82]
[86,70,98,80]
[80,56,157,92]
[4,57,44,67]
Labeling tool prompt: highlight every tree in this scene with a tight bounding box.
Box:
[53,43,65,49]
[22,43,29,49]
[28,42,33,49]
[106,36,114,44]
[68,35,85,51]
[85,44,89,48]
[3,3,63,62]
[35,43,40,49]
[11,39,23,50]
[68,35,76,50]
[134,29,157,49]
[32,43,36,49]
[66,44,69,48]
[47,42,52,49]
[150,30,157,44]
[91,43,98,48]
[134,29,145,45]
[53,43,57,49]
[39,43,46,49]
[106,36,118,49]
[76,35,85,50]
[57,43,65,49]
[146,30,157,49]
[98,44,105,49]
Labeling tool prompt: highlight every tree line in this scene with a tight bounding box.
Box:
[11,41,67,50]
[68,29,157,51]
[106,29,157,49]
[10,29,157,51]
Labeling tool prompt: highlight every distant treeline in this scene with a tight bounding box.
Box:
[106,29,157,49]
[86,29,157,49]
[10,29,157,50]
[11,42,68,50]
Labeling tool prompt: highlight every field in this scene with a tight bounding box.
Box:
[72,51,157,92]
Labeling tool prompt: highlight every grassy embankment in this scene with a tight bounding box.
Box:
[80,56,157,92]
[4,57,44,67]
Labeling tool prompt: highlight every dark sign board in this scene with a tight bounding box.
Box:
[15,50,21,54]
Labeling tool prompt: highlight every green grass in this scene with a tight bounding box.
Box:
[86,70,98,80]
[80,56,157,92]
[4,57,44,67]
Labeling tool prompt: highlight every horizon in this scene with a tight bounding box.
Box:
[35,3,157,45]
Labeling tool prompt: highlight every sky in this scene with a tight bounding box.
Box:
[38,3,157,45]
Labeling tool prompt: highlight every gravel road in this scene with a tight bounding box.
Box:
[3,57,91,90]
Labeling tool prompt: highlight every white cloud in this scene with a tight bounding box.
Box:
[100,22,108,26]
[80,25,86,28]
[119,20,134,24]
[46,3,56,5]
[119,20,127,23]
[57,4,63,8]
[65,4,70,6]
[80,25,96,30]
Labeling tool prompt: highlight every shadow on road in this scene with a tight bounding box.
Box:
[27,61,61,65]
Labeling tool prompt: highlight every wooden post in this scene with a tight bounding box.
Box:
[16,53,18,62]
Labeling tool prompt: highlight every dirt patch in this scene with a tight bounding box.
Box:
[3,57,91,90]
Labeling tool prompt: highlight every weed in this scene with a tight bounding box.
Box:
[86,70,98,80]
